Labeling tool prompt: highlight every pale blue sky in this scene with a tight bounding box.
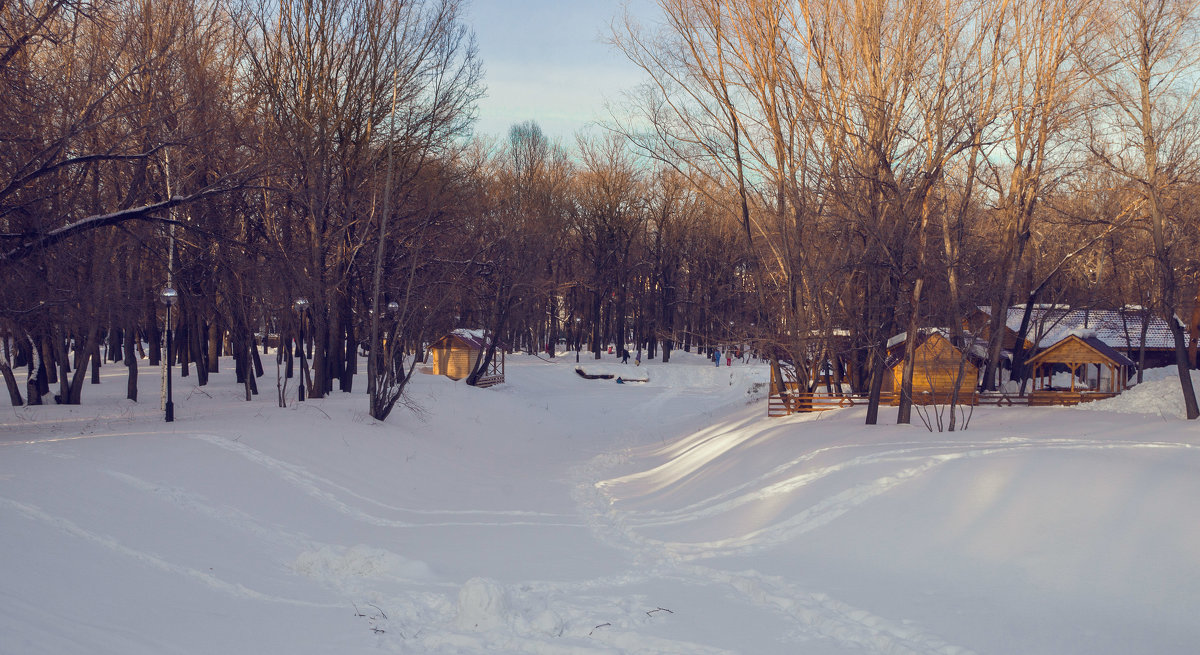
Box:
[465,1,657,142]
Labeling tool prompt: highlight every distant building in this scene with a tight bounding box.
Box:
[883,331,981,403]
[427,329,505,387]
[971,306,1190,369]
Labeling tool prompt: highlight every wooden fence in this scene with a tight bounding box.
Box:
[768,391,895,417]
[768,389,1031,417]
[1028,391,1117,406]
[474,374,505,388]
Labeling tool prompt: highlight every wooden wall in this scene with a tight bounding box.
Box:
[888,334,977,396]
[429,340,480,380]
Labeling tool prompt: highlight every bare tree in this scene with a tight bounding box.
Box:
[242,0,480,410]
[1078,0,1200,418]
[978,0,1098,390]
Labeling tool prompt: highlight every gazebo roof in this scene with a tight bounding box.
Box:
[1026,334,1137,368]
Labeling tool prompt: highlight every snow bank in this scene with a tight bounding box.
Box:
[1075,366,1200,418]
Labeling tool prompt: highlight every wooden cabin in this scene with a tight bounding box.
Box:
[884,332,979,404]
[427,329,505,387]
[1025,334,1134,406]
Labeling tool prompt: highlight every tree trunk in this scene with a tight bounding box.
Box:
[147,301,162,366]
[0,351,22,406]
[190,310,207,385]
[67,327,97,404]
[1137,313,1149,383]
[234,331,247,383]
[178,320,190,377]
[340,309,354,392]
[124,320,138,401]
[41,335,58,385]
[285,335,294,379]
[89,335,101,384]
[252,334,265,378]
[1189,282,1200,368]
[865,344,887,426]
[1168,317,1199,419]
[24,335,42,405]
[327,300,343,391]
[244,335,258,400]
[34,334,50,398]
[207,318,221,373]
[54,329,71,402]
[310,318,328,398]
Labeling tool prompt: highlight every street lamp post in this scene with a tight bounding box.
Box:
[294,298,310,401]
[386,301,400,376]
[160,287,178,422]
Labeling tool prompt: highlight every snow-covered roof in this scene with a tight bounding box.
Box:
[1027,334,1137,368]
[884,329,991,368]
[980,307,1189,350]
[445,328,491,350]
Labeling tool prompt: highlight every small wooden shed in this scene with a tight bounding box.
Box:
[884,332,979,404]
[1026,334,1134,405]
[427,329,505,387]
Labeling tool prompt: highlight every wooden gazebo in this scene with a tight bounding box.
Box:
[1026,334,1134,406]
[427,329,505,387]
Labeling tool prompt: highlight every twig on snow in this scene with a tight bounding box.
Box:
[367,603,387,619]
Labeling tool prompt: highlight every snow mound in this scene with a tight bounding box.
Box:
[1074,366,1200,419]
[291,544,434,583]
[455,577,509,631]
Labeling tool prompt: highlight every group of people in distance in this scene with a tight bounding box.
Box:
[616,346,739,367]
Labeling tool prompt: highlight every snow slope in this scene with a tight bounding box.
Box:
[2,352,1199,654]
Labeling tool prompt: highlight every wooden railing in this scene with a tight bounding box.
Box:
[1028,390,1117,406]
[768,392,894,417]
[474,374,505,388]
[768,390,1031,417]
[975,392,1030,406]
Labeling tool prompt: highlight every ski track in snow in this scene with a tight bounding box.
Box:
[611,437,1196,557]
[0,495,337,609]
[188,433,586,529]
[0,588,184,655]
[576,431,1199,655]
[103,468,316,552]
[680,565,972,655]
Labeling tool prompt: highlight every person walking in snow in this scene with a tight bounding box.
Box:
[713,347,720,367]
[635,351,641,366]
[621,348,630,364]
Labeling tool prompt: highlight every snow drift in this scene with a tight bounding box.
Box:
[2,352,1198,654]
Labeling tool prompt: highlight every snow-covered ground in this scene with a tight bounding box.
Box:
[2,351,1199,654]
